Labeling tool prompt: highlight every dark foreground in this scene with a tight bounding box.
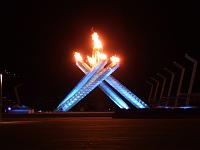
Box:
[1,116,200,150]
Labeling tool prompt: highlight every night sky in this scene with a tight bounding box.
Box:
[1,1,200,111]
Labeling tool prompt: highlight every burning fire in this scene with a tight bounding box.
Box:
[87,56,96,65]
[92,32,103,50]
[96,52,107,60]
[74,32,120,66]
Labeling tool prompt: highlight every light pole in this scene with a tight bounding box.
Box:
[164,68,175,106]
[146,81,154,103]
[156,73,167,100]
[185,53,198,105]
[164,68,175,98]
[173,62,185,107]
[150,77,159,105]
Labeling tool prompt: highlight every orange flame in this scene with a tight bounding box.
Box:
[96,52,107,60]
[74,52,83,61]
[92,32,103,49]
[87,56,96,65]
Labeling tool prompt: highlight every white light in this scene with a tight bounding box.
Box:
[74,52,83,61]
[110,56,120,63]
[97,52,107,60]
[92,32,103,49]
[87,56,96,65]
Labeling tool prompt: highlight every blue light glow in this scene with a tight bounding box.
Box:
[56,61,107,111]
[178,106,196,109]
[99,82,129,109]
[56,63,120,111]
[56,60,149,111]
[105,76,149,109]
[8,109,30,113]
[77,62,129,109]
[57,56,149,111]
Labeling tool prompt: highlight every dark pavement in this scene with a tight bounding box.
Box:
[0,117,200,150]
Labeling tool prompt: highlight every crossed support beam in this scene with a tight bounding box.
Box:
[77,61,129,109]
[77,60,148,109]
[56,60,149,112]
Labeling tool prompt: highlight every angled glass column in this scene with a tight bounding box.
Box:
[77,61,129,109]
[56,63,119,112]
[56,60,107,111]
[78,61,148,109]
[105,76,149,108]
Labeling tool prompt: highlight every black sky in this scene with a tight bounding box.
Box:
[1,1,200,110]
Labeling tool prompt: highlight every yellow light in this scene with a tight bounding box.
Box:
[110,56,120,63]
[96,52,107,60]
[92,32,103,49]
[74,52,83,61]
[87,56,96,65]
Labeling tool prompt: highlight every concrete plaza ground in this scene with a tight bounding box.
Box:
[0,115,200,150]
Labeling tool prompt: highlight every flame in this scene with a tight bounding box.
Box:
[87,56,96,65]
[74,52,83,61]
[110,56,120,63]
[74,32,120,67]
[92,32,103,49]
[96,52,107,60]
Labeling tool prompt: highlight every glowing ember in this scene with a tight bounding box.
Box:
[74,52,83,61]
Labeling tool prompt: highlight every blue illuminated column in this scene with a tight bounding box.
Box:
[56,60,107,111]
[77,61,148,109]
[56,62,120,112]
[105,76,149,108]
[76,61,129,109]
[56,32,149,112]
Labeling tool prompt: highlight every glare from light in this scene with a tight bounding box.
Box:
[110,56,120,63]
[74,52,83,62]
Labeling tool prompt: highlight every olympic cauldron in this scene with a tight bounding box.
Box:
[56,32,148,111]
